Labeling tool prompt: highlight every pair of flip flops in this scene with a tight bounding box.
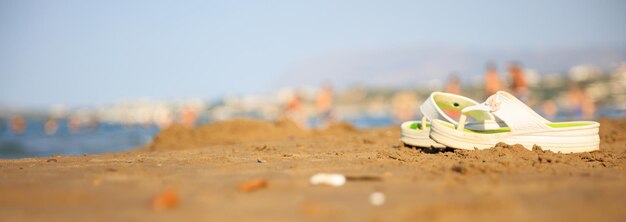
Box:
[400,91,600,153]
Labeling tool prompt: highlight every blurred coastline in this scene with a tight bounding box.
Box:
[1,62,625,158]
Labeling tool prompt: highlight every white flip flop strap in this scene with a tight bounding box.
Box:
[420,92,497,125]
[464,91,551,134]
[419,94,458,125]
[457,104,500,131]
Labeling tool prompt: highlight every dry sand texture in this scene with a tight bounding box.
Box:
[0,118,624,221]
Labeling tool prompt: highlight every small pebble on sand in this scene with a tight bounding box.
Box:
[369,192,386,206]
[152,188,180,210]
[310,173,346,187]
[239,179,268,192]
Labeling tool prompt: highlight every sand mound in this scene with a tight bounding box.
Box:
[598,117,626,152]
[313,121,357,135]
[147,118,309,151]
[147,118,360,151]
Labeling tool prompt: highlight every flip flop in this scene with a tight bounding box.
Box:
[430,91,600,153]
[400,92,499,148]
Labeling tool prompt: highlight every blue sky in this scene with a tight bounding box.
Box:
[1,0,625,107]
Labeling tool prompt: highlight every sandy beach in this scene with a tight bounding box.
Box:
[0,118,624,221]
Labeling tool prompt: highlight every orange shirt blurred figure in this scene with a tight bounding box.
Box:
[484,63,503,96]
[9,116,26,135]
[283,91,306,128]
[315,83,334,127]
[508,63,529,102]
[444,73,461,94]
[443,74,462,118]
[180,107,197,128]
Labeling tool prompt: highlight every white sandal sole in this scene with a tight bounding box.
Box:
[430,119,600,153]
[400,121,446,148]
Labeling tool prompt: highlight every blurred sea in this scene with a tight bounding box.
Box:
[0,116,395,159]
[0,120,159,159]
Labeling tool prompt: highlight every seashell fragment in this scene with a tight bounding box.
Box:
[309,173,346,187]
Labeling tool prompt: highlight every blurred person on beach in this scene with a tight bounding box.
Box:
[155,111,174,129]
[390,91,419,123]
[315,82,335,128]
[282,91,307,128]
[508,63,530,102]
[9,116,26,135]
[444,73,461,94]
[443,73,462,119]
[68,116,81,133]
[484,63,504,97]
[44,117,59,135]
[86,117,99,130]
[180,107,198,128]
[567,84,596,119]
